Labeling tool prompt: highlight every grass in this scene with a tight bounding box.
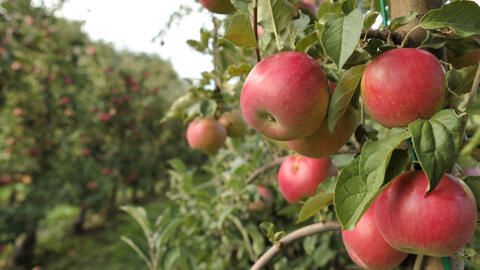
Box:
[31,197,167,270]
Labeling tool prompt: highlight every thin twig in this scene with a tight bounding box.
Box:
[401,25,422,48]
[246,157,287,183]
[361,29,409,46]
[250,222,342,270]
[413,255,424,270]
[461,63,480,143]
[253,0,261,63]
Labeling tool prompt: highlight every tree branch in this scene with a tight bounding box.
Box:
[251,221,342,270]
[246,157,287,183]
[361,29,413,47]
[253,0,261,63]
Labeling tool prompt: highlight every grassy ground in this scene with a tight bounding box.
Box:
[1,196,166,270]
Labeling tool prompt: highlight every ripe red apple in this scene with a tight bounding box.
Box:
[198,0,236,14]
[296,0,318,15]
[186,117,227,154]
[277,156,337,203]
[342,205,408,270]
[28,147,39,157]
[99,113,111,121]
[287,106,358,158]
[374,171,477,257]
[248,186,274,211]
[361,48,445,128]
[219,110,248,137]
[241,51,329,141]
[87,181,98,191]
[13,108,23,116]
[102,168,112,176]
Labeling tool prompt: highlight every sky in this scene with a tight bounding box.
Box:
[37,0,480,79]
[38,0,217,79]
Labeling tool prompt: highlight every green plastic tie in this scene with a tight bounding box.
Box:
[441,257,452,270]
[379,0,388,26]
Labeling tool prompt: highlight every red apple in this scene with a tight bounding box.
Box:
[198,0,236,14]
[186,117,227,154]
[374,171,477,257]
[361,48,445,128]
[99,113,111,121]
[248,186,274,211]
[277,156,337,203]
[87,181,98,191]
[287,106,358,158]
[102,168,112,176]
[241,51,329,141]
[296,0,318,15]
[28,147,39,157]
[219,110,248,137]
[342,205,408,270]
[13,108,23,116]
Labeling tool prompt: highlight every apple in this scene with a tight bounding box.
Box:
[186,117,227,154]
[342,205,408,270]
[28,147,39,157]
[99,113,111,121]
[277,156,337,203]
[374,171,477,257]
[248,186,274,211]
[361,48,445,128]
[287,106,358,158]
[241,51,330,141]
[219,110,248,137]
[198,0,236,14]
[102,168,112,176]
[296,0,318,15]
[87,181,98,191]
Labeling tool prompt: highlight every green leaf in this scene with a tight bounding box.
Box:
[155,219,183,249]
[231,0,251,14]
[199,99,217,117]
[464,176,480,209]
[224,14,258,48]
[168,158,187,172]
[296,193,334,224]
[295,31,318,53]
[121,236,153,270]
[341,0,357,14]
[321,9,363,69]
[257,0,293,49]
[259,222,276,243]
[317,176,337,193]
[420,1,480,38]
[447,65,478,95]
[335,128,410,230]
[225,63,252,80]
[317,0,343,19]
[327,64,366,133]
[363,11,379,31]
[389,10,417,31]
[120,206,151,238]
[408,109,462,192]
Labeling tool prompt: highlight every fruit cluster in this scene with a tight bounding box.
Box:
[343,171,477,269]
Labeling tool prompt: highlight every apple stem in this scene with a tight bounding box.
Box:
[413,255,425,270]
[253,0,261,63]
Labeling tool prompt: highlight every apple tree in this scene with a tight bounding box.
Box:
[152,0,480,269]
